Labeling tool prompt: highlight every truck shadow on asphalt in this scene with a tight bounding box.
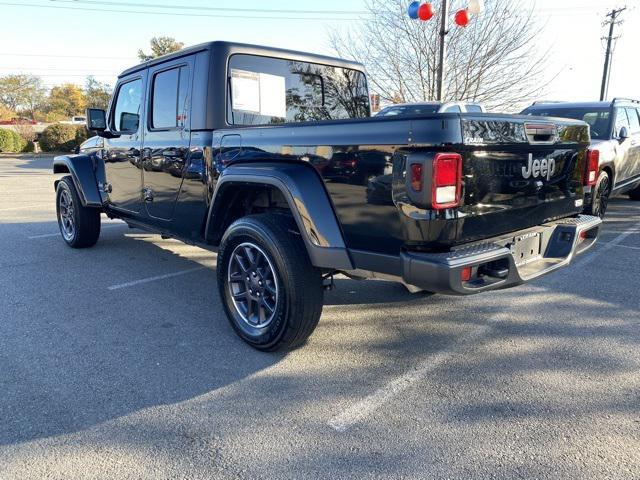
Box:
[0,215,638,450]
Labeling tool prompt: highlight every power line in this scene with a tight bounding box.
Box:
[0,1,361,20]
[0,52,135,60]
[49,0,369,15]
[0,0,620,21]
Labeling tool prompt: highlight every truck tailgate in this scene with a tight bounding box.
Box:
[455,116,590,245]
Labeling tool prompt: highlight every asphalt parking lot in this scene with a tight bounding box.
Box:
[1,153,639,479]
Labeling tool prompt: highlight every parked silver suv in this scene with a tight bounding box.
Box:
[521,98,640,217]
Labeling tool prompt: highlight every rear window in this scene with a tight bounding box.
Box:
[151,66,189,129]
[522,106,612,140]
[227,54,370,125]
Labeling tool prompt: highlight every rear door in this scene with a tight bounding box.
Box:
[141,58,192,221]
[104,74,146,214]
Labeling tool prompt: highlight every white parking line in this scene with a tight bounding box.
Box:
[597,241,640,251]
[571,226,640,269]
[328,325,491,432]
[0,205,49,212]
[28,223,127,239]
[328,223,640,433]
[107,266,206,291]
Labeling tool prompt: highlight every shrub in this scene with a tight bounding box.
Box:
[22,140,35,153]
[40,123,87,152]
[0,128,26,153]
[11,130,27,152]
[0,128,12,152]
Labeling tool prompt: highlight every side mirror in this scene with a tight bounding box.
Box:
[619,126,629,141]
[86,108,107,131]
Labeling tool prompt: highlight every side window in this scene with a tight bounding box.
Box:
[227,54,369,125]
[466,105,483,113]
[625,107,640,133]
[443,105,461,113]
[112,78,143,133]
[614,107,630,137]
[151,66,189,129]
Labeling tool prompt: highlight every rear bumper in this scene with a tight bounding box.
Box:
[401,215,602,295]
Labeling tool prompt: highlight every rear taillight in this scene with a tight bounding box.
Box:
[410,164,423,192]
[432,153,462,209]
[584,149,599,186]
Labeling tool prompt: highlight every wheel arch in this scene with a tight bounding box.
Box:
[205,162,353,270]
[600,162,615,185]
[53,155,103,208]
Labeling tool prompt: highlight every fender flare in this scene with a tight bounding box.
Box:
[53,155,104,207]
[205,162,353,270]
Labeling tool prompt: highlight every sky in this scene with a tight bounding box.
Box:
[1,0,638,105]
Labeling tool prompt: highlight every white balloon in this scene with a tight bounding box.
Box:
[468,0,484,14]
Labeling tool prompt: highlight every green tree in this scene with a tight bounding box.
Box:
[47,84,87,119]
[84,76,112,111]
[0,74,46,120]
[138,36,184,62]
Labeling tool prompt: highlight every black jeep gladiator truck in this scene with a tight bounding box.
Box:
[53,41,601,351]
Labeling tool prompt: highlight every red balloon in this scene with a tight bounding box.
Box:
[418,3,434,21]
[454,9,470,26]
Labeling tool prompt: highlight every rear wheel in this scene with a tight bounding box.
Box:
[217,214,324,351]
[588,170,611,219]
[56,176,101,248]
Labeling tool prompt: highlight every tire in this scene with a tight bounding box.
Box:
[629,185,640,201]
[56,175,101,248]
[586,170,611,219]
[217,214,324,351]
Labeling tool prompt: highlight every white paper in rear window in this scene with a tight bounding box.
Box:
[258,73,286,118]
[231,69,260,113]
[230,69,286,118]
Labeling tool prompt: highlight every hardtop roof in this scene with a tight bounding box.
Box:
[118,40,365,78]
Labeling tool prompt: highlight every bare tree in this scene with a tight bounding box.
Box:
[330,0,550,111]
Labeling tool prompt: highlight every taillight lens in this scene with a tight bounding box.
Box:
[410,163,423,192]
[432,153,462,209]
[584,149,599,186]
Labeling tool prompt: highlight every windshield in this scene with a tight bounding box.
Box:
[377,104,440,116]
[522,107,612,140]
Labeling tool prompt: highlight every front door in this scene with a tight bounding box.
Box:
[104,74,146,213]
[141,60,192,221]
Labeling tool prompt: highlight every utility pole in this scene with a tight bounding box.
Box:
[436,0,448,101]
[600,7,626,101]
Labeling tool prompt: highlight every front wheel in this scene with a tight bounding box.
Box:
[56,176,101,248]
[587,170,611,219]
[217,214,324,351]
[629,185,640,201]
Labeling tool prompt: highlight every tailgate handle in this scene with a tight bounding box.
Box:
[525,123,557,144]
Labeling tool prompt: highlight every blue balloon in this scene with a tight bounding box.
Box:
[407,1,420,19]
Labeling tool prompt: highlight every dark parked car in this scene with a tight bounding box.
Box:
[522,98,640,217]
[52,41,600,351]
